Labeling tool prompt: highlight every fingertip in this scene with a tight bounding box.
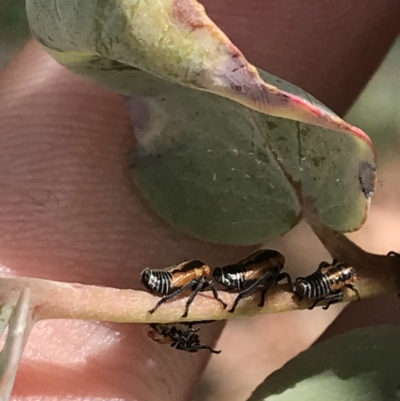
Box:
[0,40,251,401]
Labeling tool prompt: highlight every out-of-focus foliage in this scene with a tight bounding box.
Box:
[0,0,29,69]
[248,326,400,401]
[0,0,28,33]
[347,39,400,154]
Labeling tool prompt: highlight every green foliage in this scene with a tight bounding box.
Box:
[0,0,29,70]
[249,325,400,401]
[124,68,374,244]
[347,39,400,154]
[26,0,376,244]
[0,0,29,36]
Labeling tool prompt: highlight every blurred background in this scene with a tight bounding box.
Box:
[1,2,399,401]
[0,0,29,70]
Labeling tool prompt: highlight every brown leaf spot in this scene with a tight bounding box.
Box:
[359,161,377,199]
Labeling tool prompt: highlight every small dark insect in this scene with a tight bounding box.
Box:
[292,261,360,310]
[141,260,227,318]
[213,249,292,313]
[146,322,221,354]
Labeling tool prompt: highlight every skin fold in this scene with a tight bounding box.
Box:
[0,0,399,399]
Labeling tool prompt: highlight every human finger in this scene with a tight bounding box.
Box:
[0,40,252,400]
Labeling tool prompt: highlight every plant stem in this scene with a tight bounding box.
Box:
[311,222,400,298]
[0,226,399,324]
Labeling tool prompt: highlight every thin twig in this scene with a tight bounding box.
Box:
[0,230,399,324]
[311,222,400,298]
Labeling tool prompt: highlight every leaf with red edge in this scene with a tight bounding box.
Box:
[26,0,376,244]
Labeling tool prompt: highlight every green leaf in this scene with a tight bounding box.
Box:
[26,0,376,244]
[248,325,400,401]
[26,0,372,134]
